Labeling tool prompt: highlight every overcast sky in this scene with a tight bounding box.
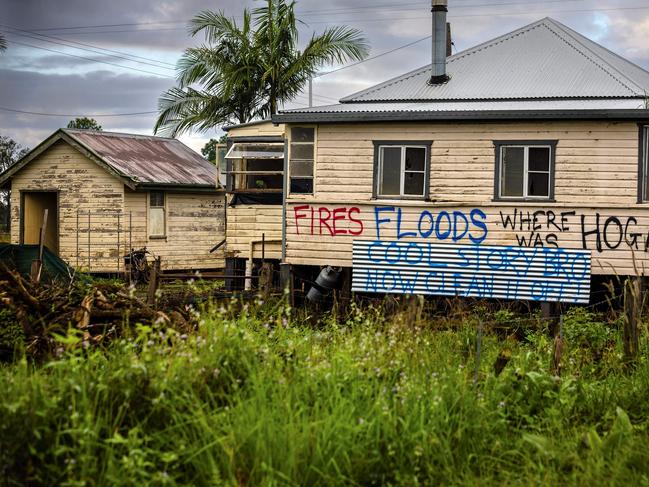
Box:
[1,0,649,154]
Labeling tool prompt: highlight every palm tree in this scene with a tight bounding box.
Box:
[154,0,368,136]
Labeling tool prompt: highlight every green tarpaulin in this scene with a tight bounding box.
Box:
[0,244,71,282]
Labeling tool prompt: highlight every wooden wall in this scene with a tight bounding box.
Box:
[123,191,225,271]
[10,140,124,272]
[284,121,649,276]
[226,205,283,260]
[226,121,285,261]
[10,139,226,272]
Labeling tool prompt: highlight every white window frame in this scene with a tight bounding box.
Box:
[495,142,556,201]
[376,144,429,199]
[148,191,166,239]
[288,126,316,196]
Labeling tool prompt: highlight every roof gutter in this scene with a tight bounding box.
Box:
[273,108,649,124]
[133,182,223,193]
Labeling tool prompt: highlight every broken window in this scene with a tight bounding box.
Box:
[495,142,556,200]
[225,142,284,193]
[374,143,430,199]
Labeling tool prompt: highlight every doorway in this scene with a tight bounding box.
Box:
[21,191,58,254]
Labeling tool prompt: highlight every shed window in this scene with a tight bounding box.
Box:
[641,126,649,201]
[373,142,431,199]
[149,191,165,237]
[494,141,557,200]
[289,127,314,194]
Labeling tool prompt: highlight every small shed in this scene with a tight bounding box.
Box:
[0,129,225,273]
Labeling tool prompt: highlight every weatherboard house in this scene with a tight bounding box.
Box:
[266,13,649,302]
[0,129,225,273]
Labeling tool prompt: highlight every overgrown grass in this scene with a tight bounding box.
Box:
[1,297,648,485]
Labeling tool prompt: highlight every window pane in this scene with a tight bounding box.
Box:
[501,147,524,197]
[290,178,313,194]
[150,191,164,207]
[528,172,549,197]
[405,147,426,171]
[290,143,314,161]
[404,172,425,196]
[149,207,165,236]
[290,160,313,177]
[529,147,550,171]
[379,147,401,195]
[291,127,314,143]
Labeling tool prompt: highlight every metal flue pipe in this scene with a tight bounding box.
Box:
[430,0,450,84]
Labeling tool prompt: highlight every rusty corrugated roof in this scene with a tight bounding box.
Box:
[64,129,216,187]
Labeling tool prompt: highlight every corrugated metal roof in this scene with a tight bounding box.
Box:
[281,98,645,114]
[338,17,649,103]
[65,129,216,187]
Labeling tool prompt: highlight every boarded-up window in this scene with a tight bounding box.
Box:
[495,141,556,200]
[289,127,314,194]
[149,191,165,237]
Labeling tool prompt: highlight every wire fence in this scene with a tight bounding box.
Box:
[74,210,135,273]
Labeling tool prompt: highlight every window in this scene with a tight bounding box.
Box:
[289,127,314,194]
[494,141,557,200]
[149,191,165,237]
[640,125,649,202]
[373,141,431,199]
[224,142,284,193]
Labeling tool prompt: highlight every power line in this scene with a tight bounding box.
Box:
[6,39,174,79]
[305,6,649,24]
[3,28,176,71]
[0,106,158,117]
[22,0,587,32]
[315,35,430,77]
[2,25,176,68]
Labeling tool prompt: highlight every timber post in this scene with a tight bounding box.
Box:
[280,262,294,306]
[623,276,641,363]
[147,256,161,306]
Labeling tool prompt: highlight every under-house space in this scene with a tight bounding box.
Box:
[21,191,58,254]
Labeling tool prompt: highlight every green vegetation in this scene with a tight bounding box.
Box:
[154,0,369,136]
[1,297,648,485]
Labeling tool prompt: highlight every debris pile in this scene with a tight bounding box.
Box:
[0,265,193,360]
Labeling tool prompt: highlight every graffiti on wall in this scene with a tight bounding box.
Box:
[292,204,649,254]
[351,240,591,303]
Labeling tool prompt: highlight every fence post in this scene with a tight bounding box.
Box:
[87,210,91,271]
[623,277,641,364]
[117,212,121,274]
[147,257,161,306]
[76,209,79,269]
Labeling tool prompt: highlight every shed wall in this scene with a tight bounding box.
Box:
[10,140,124,272]
[123,191,226,271]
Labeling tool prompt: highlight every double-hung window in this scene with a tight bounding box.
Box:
[149,191,166,238]
[289,127,315,194]
[373,141,431,199]
[640,125,649,202]
[494,141,557,200]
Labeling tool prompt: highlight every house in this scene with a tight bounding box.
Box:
[0,129,225,273]
[222,120,285,288]
[271,11,649,300]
